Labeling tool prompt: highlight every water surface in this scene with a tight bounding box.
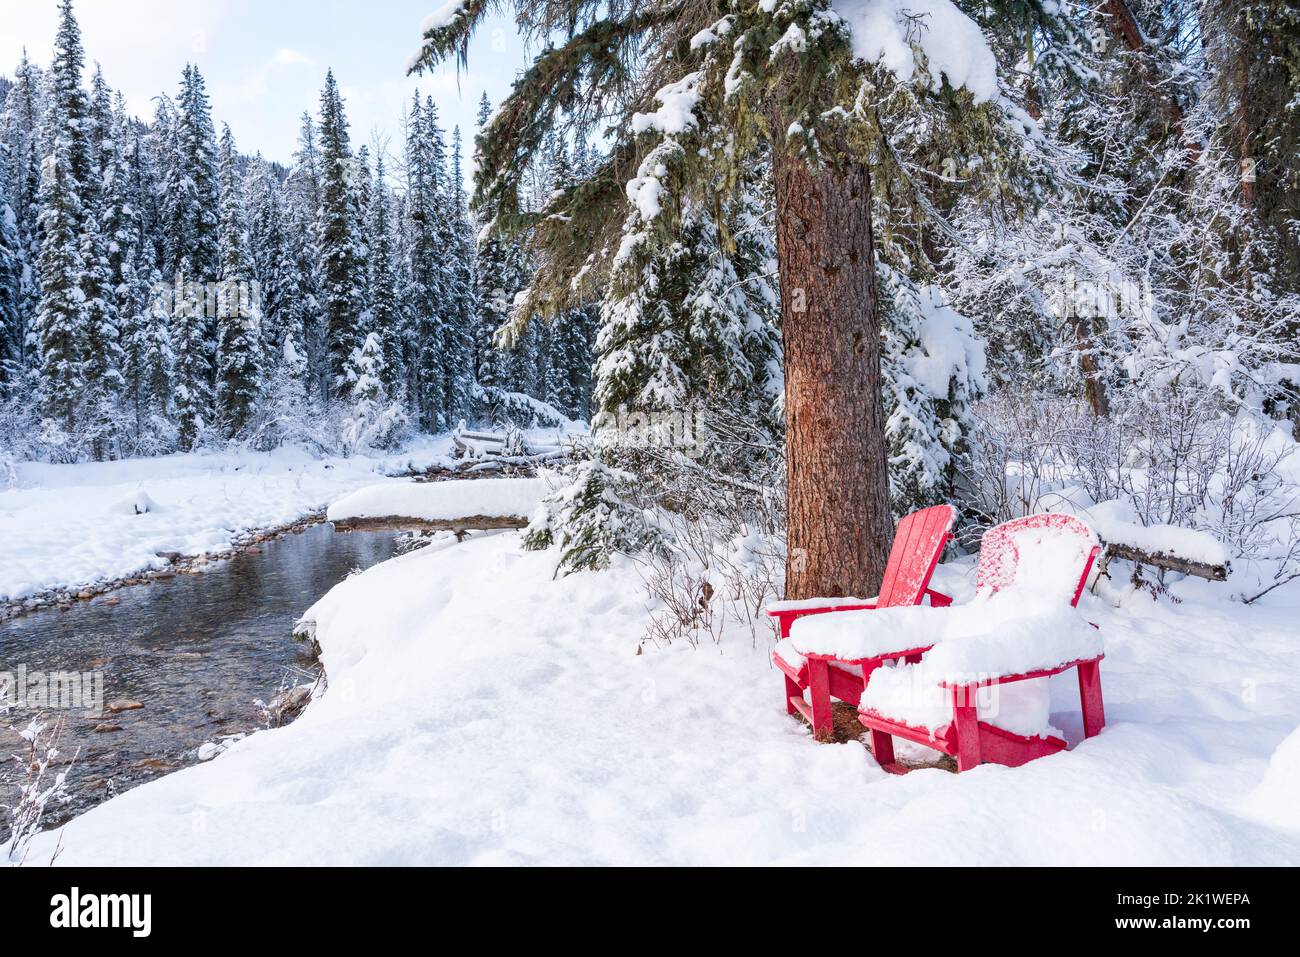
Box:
[0,524,399,842]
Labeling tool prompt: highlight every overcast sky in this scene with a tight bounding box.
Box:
[1,0,530,182]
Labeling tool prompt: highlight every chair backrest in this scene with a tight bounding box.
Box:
[976,513,1100,607]
[876,505,958,609]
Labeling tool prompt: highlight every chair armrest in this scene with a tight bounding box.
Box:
[925,589,953,608]
[765,601,878,639]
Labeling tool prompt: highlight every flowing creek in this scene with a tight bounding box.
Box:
[0,523,401,843]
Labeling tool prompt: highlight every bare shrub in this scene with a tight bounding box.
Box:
[2,712,75,865]
[964,388,1300,599]
[625,407,786,648]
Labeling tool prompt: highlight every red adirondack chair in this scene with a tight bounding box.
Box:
[857,513,1105,773]
[766,505,956,740]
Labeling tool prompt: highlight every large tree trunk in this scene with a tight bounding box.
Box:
[1101,0,1200,164]
[773,147,893,601]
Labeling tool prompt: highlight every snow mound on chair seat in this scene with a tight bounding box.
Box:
[919,604,1102,676]
[772,638,805,672]
[863,663,1058,738]
[327,477,553,523]
[772,639,863,676]
[790,592,1101,671]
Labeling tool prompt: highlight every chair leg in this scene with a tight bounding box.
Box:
[784,674,802,716]
[869,729,895,767]
[807,658,834,742]
[952,687,982,772]
[1078,660,1106,738]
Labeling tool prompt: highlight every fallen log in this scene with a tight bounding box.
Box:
[331,514,529,533]
[1100,543,1229,582]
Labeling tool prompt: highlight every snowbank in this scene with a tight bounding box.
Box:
[327,477,553,524]
[24,534,1300,865]
[0,441,451,603]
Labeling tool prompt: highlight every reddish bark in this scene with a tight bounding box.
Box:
[773,146,893,600]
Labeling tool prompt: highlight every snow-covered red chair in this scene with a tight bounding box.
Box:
[766,505,956,740]
[850,514,1105,773]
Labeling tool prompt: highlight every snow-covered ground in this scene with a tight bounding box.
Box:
[25,527,1300,865]
[0,439,455,603]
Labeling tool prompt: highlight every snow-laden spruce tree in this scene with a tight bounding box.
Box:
[367,155,405,394]
[593,178,781,452]
[0,150,20,395]
[77,202,125,460]
[250,334,315,451]
[121,241,175,452]
[441,126,478,424]
[245,156,295,370]
[35,118,87,435]
[165,65,219,283]
[523,458,666,574]
[413,0,1088,598]
[0,51,45,369]
[878,263,986,513]
[283,118,326,402]
[316,71,365,400]
[169,257,211,451]
[341,331,408,453]
[214,124,262,438]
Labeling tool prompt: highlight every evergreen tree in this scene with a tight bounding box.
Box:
[48,0,92,224]
[169,258,210,450]
[315,70,364,399]
[286,112,325,400]
[245,155,294,366]
[442,125,476,423]
[0,149,20,393]
[1,51,45,372]
[138,246,174,418]
[170,65,219,281]
[120,240,174,450]
[413,0,1083,598]
[78,202,126,459]
[403,94,450,429]
[34,0,93,433]
[85,64,113,207]
[341,330,406,452]
[470,93,532,417]
[35,147,86,431]
[214,124,261,436]
[367,155,403,391]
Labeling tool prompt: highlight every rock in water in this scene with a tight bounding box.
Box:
[106,699,144,713]
[267,685,313,725]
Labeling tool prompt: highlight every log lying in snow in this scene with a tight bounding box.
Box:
[1054,501,1231,584]
[326,477,550,535]
[1100,543,1229,582]
[331,514,529,533]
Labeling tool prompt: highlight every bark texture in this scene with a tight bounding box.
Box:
[1101,0,1200,164]
[774,148,893,600]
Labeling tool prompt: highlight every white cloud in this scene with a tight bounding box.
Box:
[3,0,526,178]
[272,47,313,66]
